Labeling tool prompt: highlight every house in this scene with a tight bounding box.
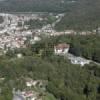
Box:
[26,79,37,87]
[17,53,23,58]
[26,78,46,88]
[30,36,41,44]
[33,36,41,42]
[54,43,70,55]
[13,89,38,100]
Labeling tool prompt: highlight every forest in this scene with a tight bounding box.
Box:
[0,0,70,12]
[0,0,100,31]
[55,0,100,31]
[0,34,100,100]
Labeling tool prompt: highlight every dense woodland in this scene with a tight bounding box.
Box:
[1,0,100,30]
[0,34,100,100]
[55,0,100,31]
[0,0,69,12]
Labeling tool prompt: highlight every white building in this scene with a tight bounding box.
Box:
[17,54,23,58]
[54,43,70,55]
[30,36,41,44]
[33,36,41,41]
[26,80,37,87]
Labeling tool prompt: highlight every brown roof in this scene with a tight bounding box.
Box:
[55,43,70,50]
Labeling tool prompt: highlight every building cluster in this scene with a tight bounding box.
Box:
[0,13,66,52]
[13,89,41,100]
[0,30,41,53]
[0,13,42,53]
[25,78,46,88]
[13,78,47,100]
[0,35,26,50]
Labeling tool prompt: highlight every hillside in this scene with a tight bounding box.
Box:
[0,34,100,100]
[55,0,100,31]
[0,0,73,12]
[0,0,100,31]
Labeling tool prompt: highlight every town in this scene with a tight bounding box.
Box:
[0,13,100,100]
[0,13,65,53]
[0,12,99,54]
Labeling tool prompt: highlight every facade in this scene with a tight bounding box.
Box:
[54,43,70,55]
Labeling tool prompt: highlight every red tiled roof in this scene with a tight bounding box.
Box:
[55,43,70,50]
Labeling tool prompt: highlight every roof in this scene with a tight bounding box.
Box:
[24,91,33,97]
[54,43,70,50]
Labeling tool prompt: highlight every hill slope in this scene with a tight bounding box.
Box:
[55,0,100,31]
[0,0,100,31]
[0,0,72,12]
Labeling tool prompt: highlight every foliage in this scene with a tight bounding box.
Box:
[0,34,100,100]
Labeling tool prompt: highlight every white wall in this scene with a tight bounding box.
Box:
[55,48,69,54]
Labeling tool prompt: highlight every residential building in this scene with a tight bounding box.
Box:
[54,43,70,55]
[13,89,38,100]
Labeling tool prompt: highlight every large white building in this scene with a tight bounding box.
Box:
[54,43,70,55]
